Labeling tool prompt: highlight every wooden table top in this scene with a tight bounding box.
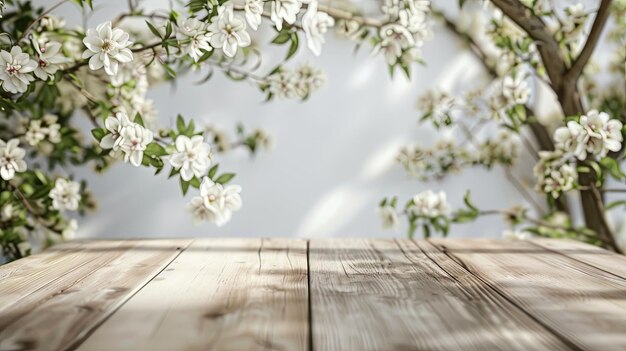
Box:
[1,238,626,350]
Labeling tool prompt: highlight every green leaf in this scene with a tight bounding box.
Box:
[176,115,185,133]
[91,128,106,142]
[180,177,190,195]
[145,142,168,157]
[215,173,235,184]
[463,191,479,213]
[272,31,291,44]
[134,113,145,127]
[600,157,626,180]
[286,32,299,60]
[606,200,626,210]
[208,164,219,179]
[146,21,162,39]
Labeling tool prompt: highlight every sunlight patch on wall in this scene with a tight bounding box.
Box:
[296,186,371,237]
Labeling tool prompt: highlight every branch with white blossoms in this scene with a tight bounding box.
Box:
[384,1,626,253]
[378,190,599,244]
[3,0,431,261]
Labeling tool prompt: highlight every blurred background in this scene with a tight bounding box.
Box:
[46,0,602,239]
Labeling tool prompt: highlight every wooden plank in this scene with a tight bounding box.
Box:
[431,238,626,350]
[531,238,626,280]
[0,240,127,317]
[308,238,569,351]
[0,239,189,351]
[77,238,309,351]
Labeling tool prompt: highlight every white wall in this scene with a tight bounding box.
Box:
[53,0,534,239]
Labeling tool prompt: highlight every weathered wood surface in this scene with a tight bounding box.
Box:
[1,238,626,351]
[78,238,309,351]
[431,238,626,351]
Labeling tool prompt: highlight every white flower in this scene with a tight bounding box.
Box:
[502,229,532,240]
[186,196,217,225]
[266,69,297,98]
[295,64,325,97]
[25,120,46,146]
[0,46,37,94]
[554,110,623,160]
[43,114,62,143]
[372,39,402,65]
[176,17,212,62]
[302,1,334,56]
[335,19,364,41]
[562,3,586,41]
[270,0,301,31]
[62,219,78,240]
[118,123,154,167]
[208,4,251,58]
[0,138,27,180]
[502,74,530,105]
[399,9,431,46]
[25,114,61,146]
[377,206,399,229]
[33,40,68,80]
[169,135,213,181]
[244,0,263,31]
[82,21,134,76]
[409,190,450,218]
[100,111,132,151]
[381,0,400,19]
[380,23,415,48]
[200,178,243,226]
[533,150,577,198]
[49,178,81,212]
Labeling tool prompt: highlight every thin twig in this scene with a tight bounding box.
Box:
[18,0,69,42]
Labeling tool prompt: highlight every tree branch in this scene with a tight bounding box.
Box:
[565,0,613,81]
[489,0,566,89]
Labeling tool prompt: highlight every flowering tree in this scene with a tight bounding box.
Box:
[0,0,433,262]
[379,1,626,253]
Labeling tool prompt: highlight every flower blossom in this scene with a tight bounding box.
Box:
[244,0,263,31]
[169,135,213,181]
[270,0,301,31]
[49,178,81,211]
[409,190,450,218]
[0,46,37,94]
[553,110,623,160]
[82,21,133,76]
[377,206,399,229]
[533,150,577,198]
[208,5,251,58]
[176,17,212,62]
[0,138,27,180]
[302,1,334,56]
[33,40,68,80]
[187,177,242,226]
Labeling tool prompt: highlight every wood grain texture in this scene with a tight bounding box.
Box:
[431,238,626,351]
[308,238,570,351]
[77,238,309,351]
[531,238,626,280]
[0,240,189,351]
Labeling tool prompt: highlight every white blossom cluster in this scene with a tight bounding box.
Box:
[24,114,62,147]
[553,110,623,160]
[533,150,578,199]
[397,140,467,180]
[374,0,432,66]
[264,64,326,99]
[99,111,154,167]
[534,110,623,198]
[476,131,521,168]
[186,178,242,226]
[409,190,450,218]
[0,139,27,181]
